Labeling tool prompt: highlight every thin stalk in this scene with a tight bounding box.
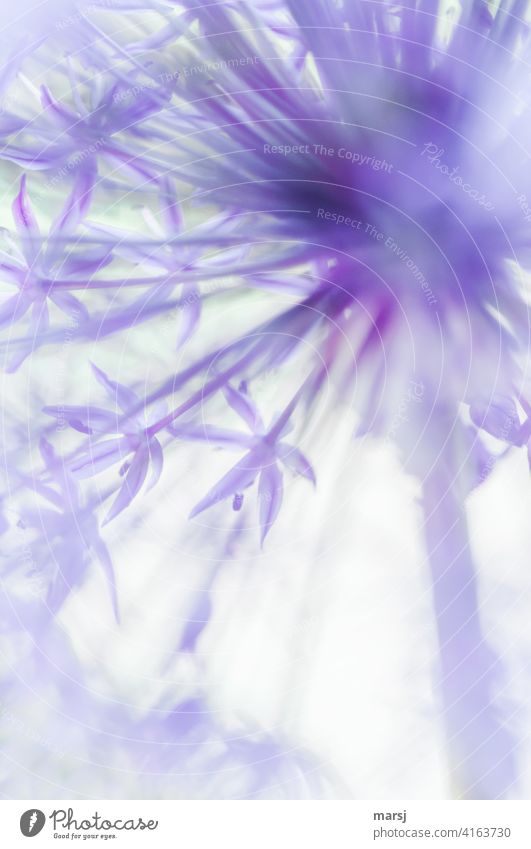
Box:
[422,437,517,798]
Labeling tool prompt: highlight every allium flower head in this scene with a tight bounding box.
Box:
[151,0,531,426]
[2,0,531,802]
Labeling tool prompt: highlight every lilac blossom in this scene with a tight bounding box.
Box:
[44,364,167,524]
[1,0,531,801]
[0,173,99,369]
[17,436,119,620]
[182,382,315,544]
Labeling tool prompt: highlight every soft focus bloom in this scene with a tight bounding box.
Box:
[2,0,531,800]
[45,364,167,524]
[183,382,315,544]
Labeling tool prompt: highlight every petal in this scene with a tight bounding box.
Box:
[38,439,79,510]
[223,382,263,432]
[32,480,64,511]
[12,175,39,237]
[277,443,316,484]
[12,177,40,267]
[469,395,521,444]
[91,362,139,412]
[40,85,77,129]
[0,293,31,329]
[87,531,120,623]
[189,450,261,518]
[258,464,283,546]
[147,437,164,491]
[176,286,201,348]
[179,591,212,653]
[103,444,150,524]
[70,437,131,478]
[43,405,118,434]
[39,436,57,472]
[49,290,90,322]
[50,163,96,235]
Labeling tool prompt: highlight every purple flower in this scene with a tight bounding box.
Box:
[0,173,114,368]
[2,0,531,801]
[2,69,174,183]
[17,437,119,620]
[44,364,166,524]
[182,382,315,544]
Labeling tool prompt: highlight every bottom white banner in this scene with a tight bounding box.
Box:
[0,800,530,847]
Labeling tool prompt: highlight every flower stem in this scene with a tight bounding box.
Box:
[422,439,517,799]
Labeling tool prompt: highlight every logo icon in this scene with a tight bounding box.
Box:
[20,810,46,837]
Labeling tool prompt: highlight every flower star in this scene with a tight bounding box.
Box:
[469,394,531,448]
[3,0,531,800]
[87,178,200,348]
[87,179,249,349]
[44,364,166,526]
[0,172,110,369]
[19,438,120,621]
[184,382,315,545]
[3,72,173,184]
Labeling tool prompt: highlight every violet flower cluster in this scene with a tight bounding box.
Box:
[1,0,531,799]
